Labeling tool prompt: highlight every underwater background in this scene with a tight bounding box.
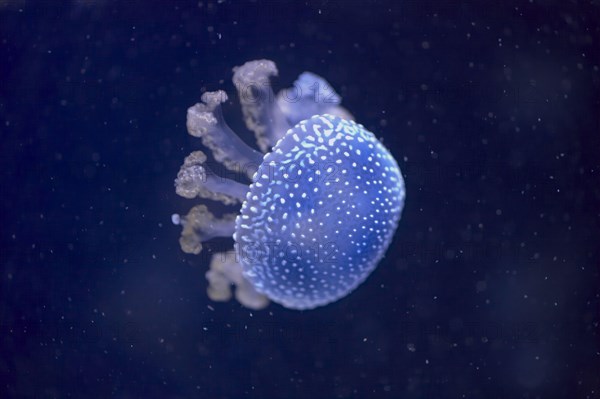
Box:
[1,1,599,398]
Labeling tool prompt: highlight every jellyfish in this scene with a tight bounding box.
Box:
[173,60,405,310]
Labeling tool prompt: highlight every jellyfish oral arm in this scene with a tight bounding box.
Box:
[175,151,248,204]
[186,91,263,179]
[232,60,289,153]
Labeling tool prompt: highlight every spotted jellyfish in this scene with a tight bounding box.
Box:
[172,60,405,310]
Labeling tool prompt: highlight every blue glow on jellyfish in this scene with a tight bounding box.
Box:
[173,60,405,310]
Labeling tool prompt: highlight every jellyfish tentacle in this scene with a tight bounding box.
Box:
[175,151,248,205]
[206,250,269,310]
[276,71,355,124]
[232,60,290,153]
[187,90,263,179]
[176,205,237,255]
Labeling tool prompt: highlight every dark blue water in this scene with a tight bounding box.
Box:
[1,1,599,398]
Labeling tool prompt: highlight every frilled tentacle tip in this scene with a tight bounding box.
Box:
[174,59,405,310]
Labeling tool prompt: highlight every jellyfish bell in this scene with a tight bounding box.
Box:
[173,59,405,310]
